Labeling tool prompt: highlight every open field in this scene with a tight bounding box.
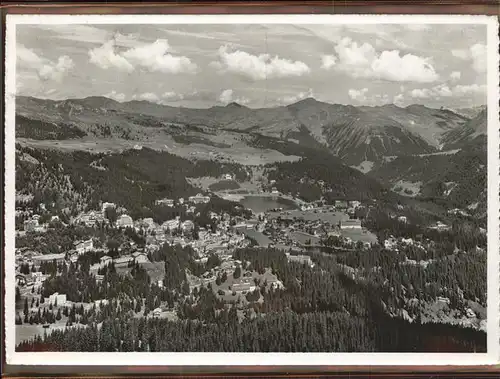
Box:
[392,180,422,197]
[290,231,321,245]
[18,131,302,166]
[16,319,73,344]
[268,209,350,224]
[340,228,378,244]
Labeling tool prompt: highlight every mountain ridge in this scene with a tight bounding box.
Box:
[16,95,476,166]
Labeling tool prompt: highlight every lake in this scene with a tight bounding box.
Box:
[239,229,272,246]
[239,196,297,214]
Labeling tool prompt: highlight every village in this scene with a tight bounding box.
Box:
[14,168,481,343]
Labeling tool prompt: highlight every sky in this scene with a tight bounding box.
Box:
[16,23,488,109]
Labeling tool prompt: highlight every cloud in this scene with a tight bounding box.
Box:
[410,83,486,99]
[331,37,438,83]
[89,40,134,72]
[393,93,405,106]
[410,88,432,99]
[453,83,487,95]
[122,39,198,74]
[38,55,74,82]
[371,50,438,83]
[89,39,197,74]
[162,91,185,101]
[451,49,469,60]
[320,55,336,70]
[346,88,392,105]
[212,45,310,81]
[105,90,126,102]
[219,89,234,104]
[450,71,461,81]
[218,89,250,105]
[17,44,44,67]
[348,88,369,102]
[278,88,314,104]
[17,44,74,82]
[451,44,486,73]
[470,43,486,73]
[334,37,376,77]
[132,92,161,103]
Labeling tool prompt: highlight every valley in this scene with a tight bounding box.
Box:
[14,95,488,353]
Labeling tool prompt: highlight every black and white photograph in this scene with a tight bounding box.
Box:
[4,14,499,366]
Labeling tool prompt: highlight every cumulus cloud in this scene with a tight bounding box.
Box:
[451,44,486,73]
[38,55,74,82]
[346,88,392,105]
[219,89,234,104]
[320,55,336,70]
[122,39,197,74]
[89,40,134,72]
[17,44,74,82]
[410,83,486,99]
[393,93,405,106]
[450,71,461,81]
[410,88,432,99]
[348,88,369,102]
[218,89,250,105]
[211,45,310,81]
[371,50,438,83]
[330,37,438,83]
[89,39,197,74]
[105,90,126,102]
[161,91,185,102]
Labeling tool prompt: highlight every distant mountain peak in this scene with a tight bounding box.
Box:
[291,97,320,106]
[405,104,430,112]
[226,102,247,109]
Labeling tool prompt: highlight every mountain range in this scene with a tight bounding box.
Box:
[15,95,487,216]
[16,95,483,165]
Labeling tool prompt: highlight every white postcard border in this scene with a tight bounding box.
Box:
[4,13,500,366]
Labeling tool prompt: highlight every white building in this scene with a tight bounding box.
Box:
[162,218,180,231]
[75,239,94,255]
[287,254,313,266]
[132,251,149,264]
[100,255,112,266]
[33,253,66,266]
[340,219,362,229]
[155,198,174,207]
[349,201,361,209]
[182,220,195,232]
[24,219,39,232]
[116,214,133,228]
[188,193,211,204]
[48,293,67,306]
[141,218,155,229]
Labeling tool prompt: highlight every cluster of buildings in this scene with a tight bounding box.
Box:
[23,214,46,233]
[98,250,149,268]
[286,253,313,267]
